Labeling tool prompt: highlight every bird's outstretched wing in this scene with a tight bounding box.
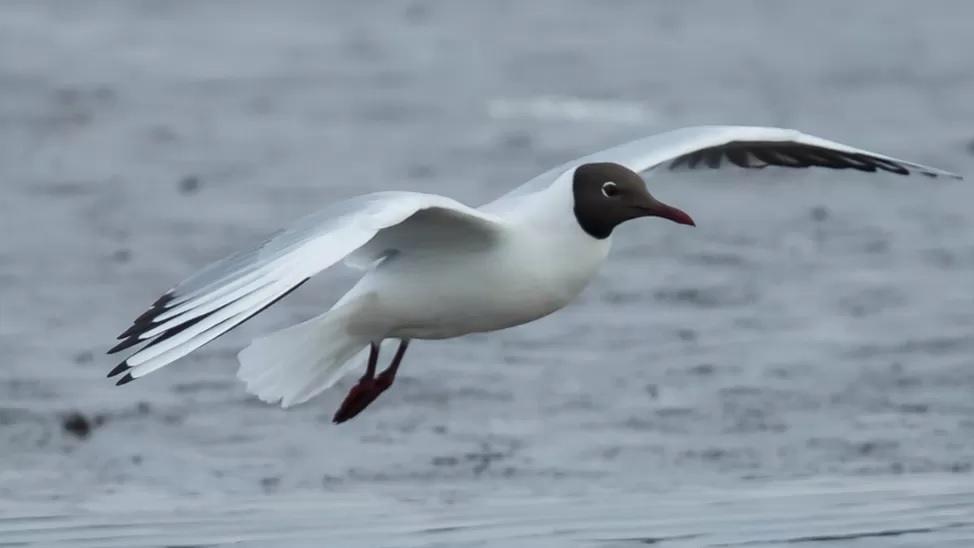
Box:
[484,125,961,210]
[585,126,962,178]
[107,192,503,384]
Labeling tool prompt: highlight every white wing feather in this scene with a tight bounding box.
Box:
[108,191,502,383]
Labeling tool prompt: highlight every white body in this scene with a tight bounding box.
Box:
[344,214,610,341]
[110,125,961,408]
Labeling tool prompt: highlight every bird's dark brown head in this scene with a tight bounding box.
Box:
[572,162,695,239]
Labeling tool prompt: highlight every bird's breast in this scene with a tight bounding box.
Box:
[364,230,610,339]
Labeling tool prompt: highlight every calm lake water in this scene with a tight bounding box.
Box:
[1,1,973,546]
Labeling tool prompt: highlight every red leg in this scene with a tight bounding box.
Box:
[375,339,409,390]
[333,340,410,424]
[361,341,379,381]
[332,343,379,424]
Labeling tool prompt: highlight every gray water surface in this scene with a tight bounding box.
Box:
[1,1,973,546]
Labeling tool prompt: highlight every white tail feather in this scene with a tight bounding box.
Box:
[237,307,369,408]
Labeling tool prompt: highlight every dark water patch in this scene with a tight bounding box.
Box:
[601,289,650,305]
[498,130,535,152]
[896,402,929,414]
[723,409,787,434]
[804,437,905,469]
[624,407,704,433]
[177,176,202,195]
[731,522,970,545]
[920,246,974,270]
[53,85,116,109]
[653,285,759,309]
[949,462,972,474]
[28,181,96,198]
[259,476,280,493]
[355,101,431,124]
[453,385,514,403]
[0,379,57,400]
[834,286,905,318]
[0,408,52,448]
[110,248,132,263]
[60,411,106,439]
[441,440,519,476]
[146,124,179,144]
[687,363,716,376]
[859,235,890,256]
[604,533,702,545]
[406,163,436,180]
[170,380,235,394]
[545,394,598,412]
[809,205,830,223]
[678,446,761,469]
[719,385,820,412]
[682,251,750,269]
[843,334,974,359]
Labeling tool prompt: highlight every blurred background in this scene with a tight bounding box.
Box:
[1,1,973,546]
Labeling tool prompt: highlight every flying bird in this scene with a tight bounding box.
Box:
[107,126,961,423]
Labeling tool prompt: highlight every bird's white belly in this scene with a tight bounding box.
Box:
[350,234,609,340]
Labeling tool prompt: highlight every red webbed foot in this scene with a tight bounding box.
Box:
[332,376,392,424]
[331,340,409,425]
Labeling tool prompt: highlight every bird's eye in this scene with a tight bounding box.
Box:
[601,181,619,198]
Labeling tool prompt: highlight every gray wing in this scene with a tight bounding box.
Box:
[108,191,503,383]
[484,125,961,210]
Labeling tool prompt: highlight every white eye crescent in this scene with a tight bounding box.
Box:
[601,181,619,198]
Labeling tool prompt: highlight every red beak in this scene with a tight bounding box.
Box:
[641,199,696,227]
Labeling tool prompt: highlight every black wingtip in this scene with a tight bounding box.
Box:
[107,362,131,378]
[116,312,158,341]
[115,292,176,340]
[107,336,143,355]
[928,170,963,181]
[115,373,135,386]
[116,323,143,341]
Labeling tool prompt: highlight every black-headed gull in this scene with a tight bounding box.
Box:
[108,126,961,423]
